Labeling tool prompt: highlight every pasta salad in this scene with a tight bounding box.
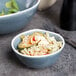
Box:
[18,32,62,56]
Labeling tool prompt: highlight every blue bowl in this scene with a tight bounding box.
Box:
[11,29,65,68]
[0,0,40,34]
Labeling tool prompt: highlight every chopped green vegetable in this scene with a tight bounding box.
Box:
[8,8,18,13]
[0,0,19,16]
[11,0,19,10]
[0,9,5,16]
[5,1,12,8]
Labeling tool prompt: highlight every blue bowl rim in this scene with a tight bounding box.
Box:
[11,29,65,58]
[0,0,40,18]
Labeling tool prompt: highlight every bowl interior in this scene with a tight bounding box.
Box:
[13,29,64,53]
[0,0,37,12]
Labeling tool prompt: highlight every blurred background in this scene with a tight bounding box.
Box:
[38,0,63,26]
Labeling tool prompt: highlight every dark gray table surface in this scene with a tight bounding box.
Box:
[0,0,76,76]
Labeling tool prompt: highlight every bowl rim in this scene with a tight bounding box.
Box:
[0,0,40,18]
[11,29,65,58]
